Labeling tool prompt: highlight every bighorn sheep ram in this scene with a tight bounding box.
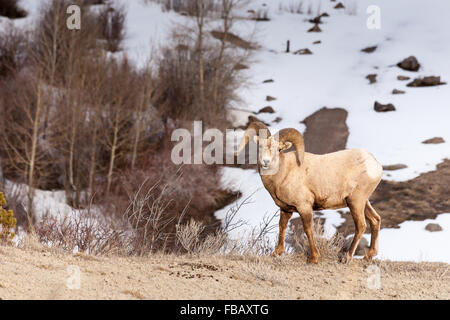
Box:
[236,121,382,264]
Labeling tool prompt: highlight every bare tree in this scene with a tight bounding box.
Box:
[0,71,50,227]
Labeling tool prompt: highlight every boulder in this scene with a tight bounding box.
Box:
[257,106,275,114]
[392,89,405,94]
[272,117,282,123]
[366,74,377,84]
[262,79,274,83]
[422,137,445,144]
[374,101,396,112]
[425,223,443,232]
[383,164,407,171]
[294,48,313,55]
[233,63,249,70]
[308,15,323,24]
[308,24,322,32]
[266,95,276,101]
[247,115,270,127]
[313,40,321,45]
[397,56,420,71]
[361,46,377,53]
[334,2,345,9]
[397,75,410,81]
[407,76,446,87]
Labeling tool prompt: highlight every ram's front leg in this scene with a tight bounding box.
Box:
[298,207,319,264]
[271,210,293,256]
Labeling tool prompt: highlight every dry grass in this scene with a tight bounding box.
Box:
[0,243,448,299]
[289,220,346,260]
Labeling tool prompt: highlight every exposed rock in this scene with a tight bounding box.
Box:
[272,117,282,123]
[246,115,270,127]
[361,46,377,53]
[210,30,254,50]
[425,223,443,232]
[366,74,377,84]
[392,89,405,94]
[321,12,329,17]
[397,75,410,81]
[397,56,420,71]
[374,101,396,112]
[334,2,345,9]
[257,106,275,114]
[313,40,321,45]
[302,107,349,154]
[266,95,276,101]
[294,48,313,55]
[337,159,450,234]
[383,164,407,171]
[422,137,445,144]
[308,15,323,24]
[407,76,446,87]
[308,24,322,32]
[262,79,274,83]
[233,63,249,70]
[344,237,369,256]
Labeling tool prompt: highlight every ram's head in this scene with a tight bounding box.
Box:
[236,121,305,172]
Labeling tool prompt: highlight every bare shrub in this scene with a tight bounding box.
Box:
[154,1,252,127]
[175,218,228,255]
[0,25,28,78]
[108,147,238,255]
[224,211,278,256]
[278,1,304,14]
[0,0,27,19]
[31,0,102,85]
[289,221,345,260]
[34,208,129,255]
[254,8,270,21]
[124,175,184,255]
[152,0,221,16]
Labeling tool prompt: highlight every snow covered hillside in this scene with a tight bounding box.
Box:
[214,0,450,263]
[2,0,449,262]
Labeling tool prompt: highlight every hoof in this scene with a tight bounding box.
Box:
[271,248,283,257]
[339,253,353,264]
[363,250,377,261]
[307,255,319,264]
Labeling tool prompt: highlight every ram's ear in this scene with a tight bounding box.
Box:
[279,141,292,151]
[253,135,259,144]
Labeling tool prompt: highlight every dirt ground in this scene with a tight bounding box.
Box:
[0,242,448,300]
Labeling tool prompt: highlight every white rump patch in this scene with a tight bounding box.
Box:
[362,151,382,180]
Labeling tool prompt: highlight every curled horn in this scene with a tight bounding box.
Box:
[277,128,305,166]
[235,121,271,156]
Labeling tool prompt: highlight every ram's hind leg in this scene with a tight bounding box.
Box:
[271,210,293,256]
[341,197,367,263]
[364,201,381,260]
